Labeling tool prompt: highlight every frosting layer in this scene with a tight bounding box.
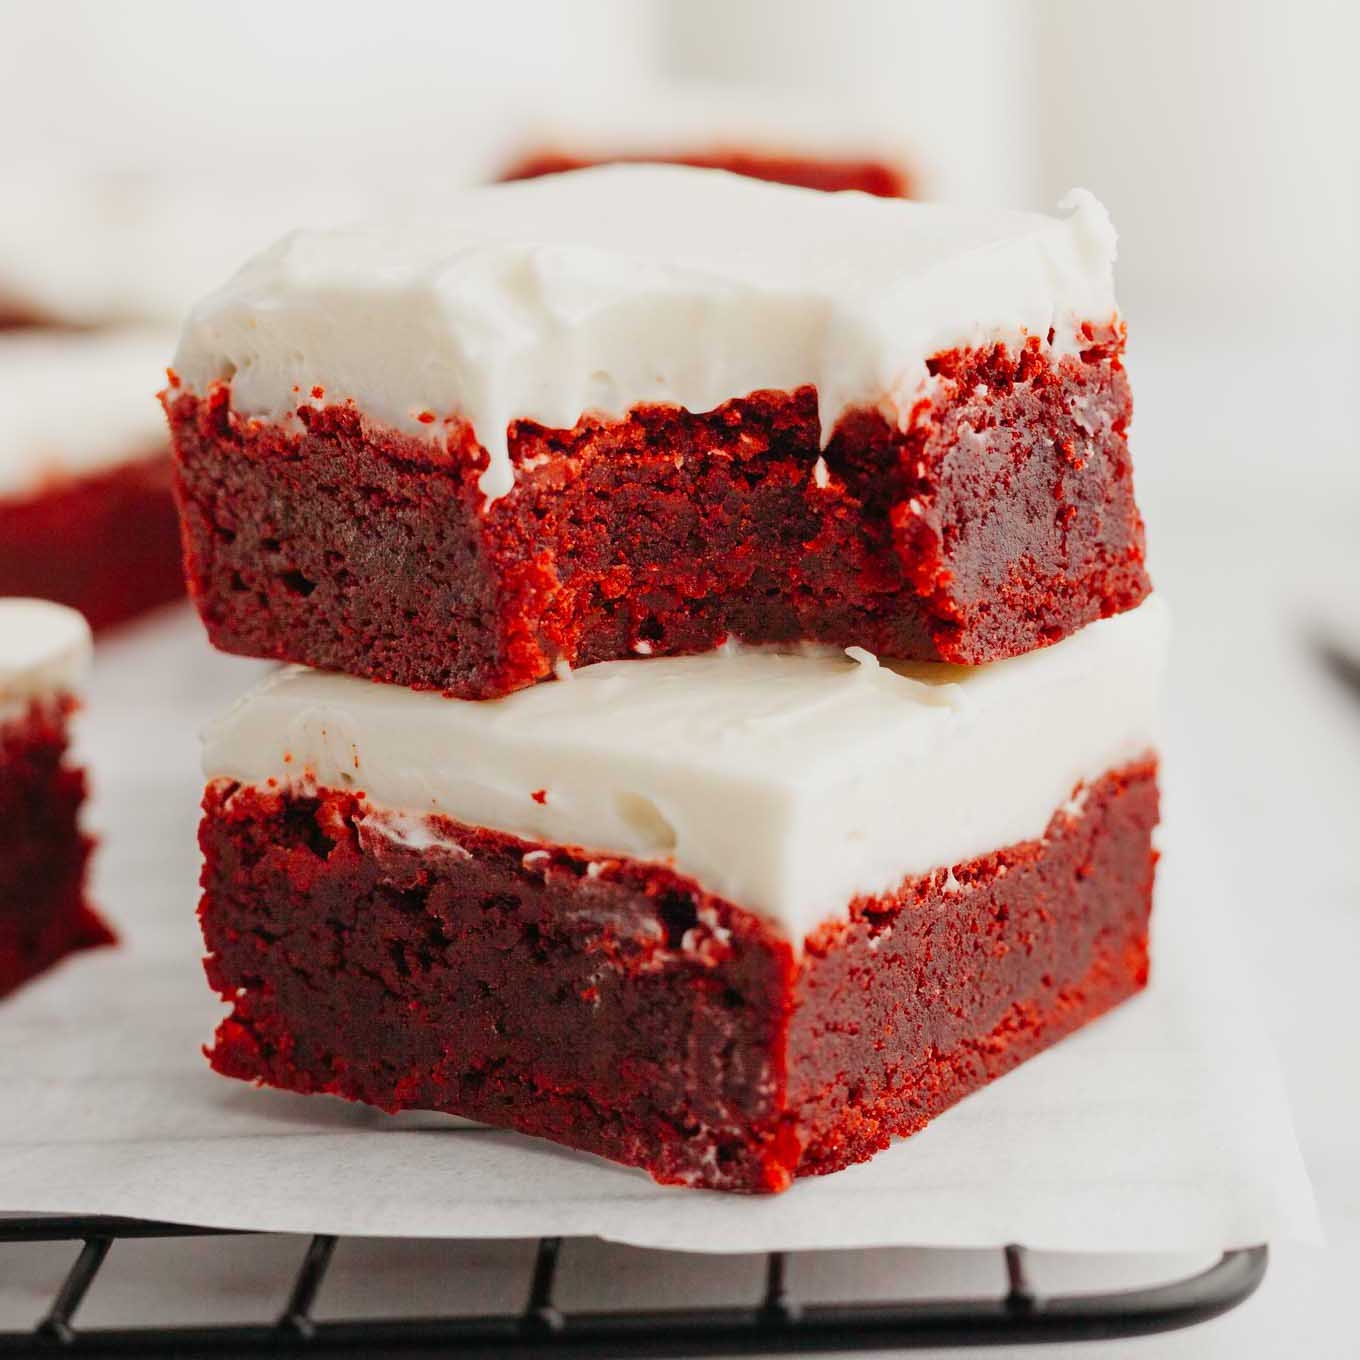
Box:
[173,165,1119,500]
[0,599,92,716]
[0,328,173,497]
[204,597,1167,942]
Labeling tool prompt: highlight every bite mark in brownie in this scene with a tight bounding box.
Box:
[199,758,1157,1192]
[0,700,112,997]
[167,332,1149,698]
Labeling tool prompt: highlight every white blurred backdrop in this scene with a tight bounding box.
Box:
[3,0,1352,321]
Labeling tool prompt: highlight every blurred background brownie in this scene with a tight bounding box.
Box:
[500,83,913,196]
[0,599,111,997]
[0,329,184,630]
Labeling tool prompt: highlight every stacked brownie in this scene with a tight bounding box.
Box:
[0,599,112,997]
[166,166,1164,1191]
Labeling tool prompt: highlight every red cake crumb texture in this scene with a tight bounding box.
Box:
[199,758,1157,1193]
[0,699,112,998]
[166,330,1150,699]
[500,149,912,199]
[0,452,186,631]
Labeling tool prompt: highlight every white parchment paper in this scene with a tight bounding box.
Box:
[0,613,1320,1252]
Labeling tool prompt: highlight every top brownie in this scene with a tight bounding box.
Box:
[163,165,1150,697]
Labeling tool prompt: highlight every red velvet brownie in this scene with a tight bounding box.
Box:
[1,330,185,629]
[197,598,1166,1191]
[500,85,914,197]
[501,150,909,198]
[0,600,112,998]
[0,303,50,331]
[165,166,1150,699]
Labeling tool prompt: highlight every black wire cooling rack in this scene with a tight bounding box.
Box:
[0,1216,1265,1357]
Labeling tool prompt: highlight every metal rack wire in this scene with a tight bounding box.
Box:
[0,1216,1266,1357]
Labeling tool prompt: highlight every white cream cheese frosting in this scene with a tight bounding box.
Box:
[172,165,1120,501]
[203,597,1167,943]
[0,599,92,720]
[0,328,174,498]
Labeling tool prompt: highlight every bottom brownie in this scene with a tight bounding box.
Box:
[0,452,185,631]
[200,759,1157,1192]
[0,701,111,998]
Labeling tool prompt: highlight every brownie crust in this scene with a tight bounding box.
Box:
[0,701,112,998]
[168,334,1150,698]
[199,758,1158,1191]
[0,452,186,631]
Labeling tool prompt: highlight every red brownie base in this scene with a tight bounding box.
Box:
[0,701,112,998]
[500,150,911,199]
[0,452,186,631]
[0,303,51,331]
[199,758,1158,1192]
[167,333,1150,698]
